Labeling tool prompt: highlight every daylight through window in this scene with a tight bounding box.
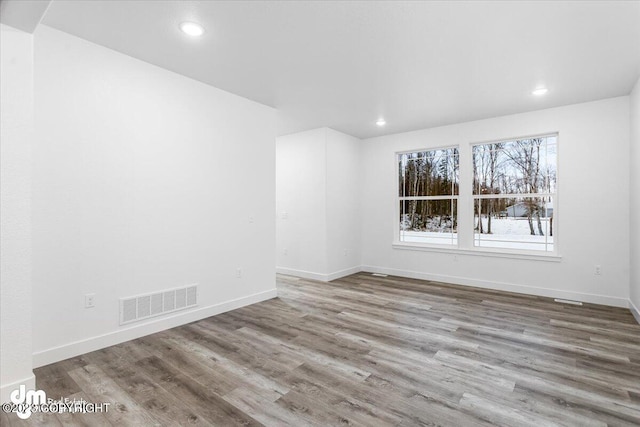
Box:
[473,135,557,252]
[398,148,459,245]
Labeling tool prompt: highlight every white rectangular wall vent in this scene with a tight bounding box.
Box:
[120,284,198,325]
[554,298,583,306]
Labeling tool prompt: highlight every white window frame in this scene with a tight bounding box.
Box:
[395,145,460,248]
[393,133,561,262]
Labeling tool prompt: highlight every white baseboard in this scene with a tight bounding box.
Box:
[276,266,360,282]
[326,266,363,281]
[361,265,629,308]
[630,299,640,325]
[276,267,328,282]
[32,288,278,368]
[1,373,35,404]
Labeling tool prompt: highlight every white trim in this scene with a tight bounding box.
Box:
[468,131,559,148]
[472,192,554,199]
[395,134,560,260]
[396,144,460,156]
[630,299,640,325]
[1,373,35,404]
[395,146,460,246]
[399,195,459,201]
[361,265,628,308]
[276,267,329,281]
[278,265,626,307]
[392,242,562,262]
[32,288,278,368]
[326,266,363,281]
[276,266,361,282]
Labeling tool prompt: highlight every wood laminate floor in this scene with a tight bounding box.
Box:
[3,273,640,426]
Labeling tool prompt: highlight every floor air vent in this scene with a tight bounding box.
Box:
[554,298,583,306]
[120,284,197,325]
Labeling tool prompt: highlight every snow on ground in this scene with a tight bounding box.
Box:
[400,217,554,251]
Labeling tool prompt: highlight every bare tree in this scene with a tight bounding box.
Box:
[473,143,503,234]
[503,138,545,235]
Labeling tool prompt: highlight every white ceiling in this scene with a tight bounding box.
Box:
[0,0,51,33]
[39,0,640,139]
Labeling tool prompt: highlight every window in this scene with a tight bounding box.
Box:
[473,135,557,252]
[395,134,558,256]
[398,147,459,245]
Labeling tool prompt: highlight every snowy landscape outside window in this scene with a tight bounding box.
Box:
[473,135,557,252]
[398,147,459,246]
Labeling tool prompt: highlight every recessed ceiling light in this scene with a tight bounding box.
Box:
[376,119,386,126]
[532,87,548,96]
[180,22,204,37]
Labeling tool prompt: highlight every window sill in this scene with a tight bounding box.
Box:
[392,242,562,262]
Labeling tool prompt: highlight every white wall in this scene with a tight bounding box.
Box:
[0,24,36,403]
[276,128,361,280]
[31,26,276,366]
[276,128,328,275]
[630,77,640,322]
[361,97,630,307]
[326,129,362,275]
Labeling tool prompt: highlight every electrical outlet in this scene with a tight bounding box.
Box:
[84,293,95,308]
[283,248,288,255]
[248,216,254,223]
[236,268,242,278]
[281,211,288,219]
[453,255,459,263]
[595,265,601,275]
[344,249,349,257]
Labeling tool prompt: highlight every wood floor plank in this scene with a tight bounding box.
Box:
[15,272,640,426]
[81,346,214,427]
[235,326,371,381]
[134,356,263,426]
[459,392,561,427]
[67,364,160,427]
[283,362,404,426]
[33,363,82,401]
[162,331,291,396]
[222,387,309,427]
[53,391,113,427]
[434,350,640,424]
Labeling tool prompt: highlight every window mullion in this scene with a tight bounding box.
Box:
[457,143,473,250]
